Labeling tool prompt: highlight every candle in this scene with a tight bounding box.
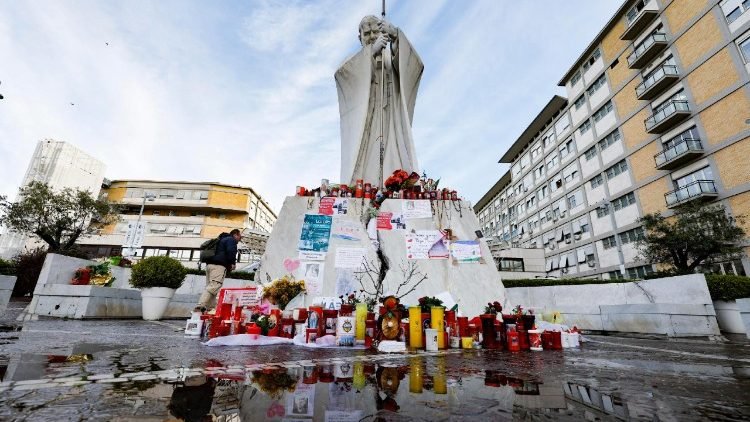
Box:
[434,357,447,395]
[409,356,423,393]
[408,306,423,349]
[431,306,445,349]
[355,303,367,342]
[461,337,473,349]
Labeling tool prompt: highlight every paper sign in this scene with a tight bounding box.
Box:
[451,240,482,263]
[402,200,432,219]
[376,211,406,230]
[299,262,324,296]
[299,251,326,261]
[405,230,449,260]
[218,287,259,307]
[332,220,363,241]
[313,296,343,310]
[335,268,357,297]
[298,214,332,252]
[335,247,366,269]
[286,383,315,417]
[325,410,363,422]
[319,197,349,216]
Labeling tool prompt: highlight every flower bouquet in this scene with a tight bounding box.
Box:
[262,275,306,310]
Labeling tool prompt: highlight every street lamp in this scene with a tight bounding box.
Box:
[123,192,156,257]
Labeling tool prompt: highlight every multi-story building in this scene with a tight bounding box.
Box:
[0,139,106,258]
[78,180,277,267]
[476,0,750,279]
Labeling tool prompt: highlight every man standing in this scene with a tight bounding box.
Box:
[196,229,241,311]
[335,15,424,187]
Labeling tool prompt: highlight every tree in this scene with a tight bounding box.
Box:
[0,181,119,253]
[637,201,746,275]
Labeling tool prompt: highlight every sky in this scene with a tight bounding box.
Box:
[0,0,622,213]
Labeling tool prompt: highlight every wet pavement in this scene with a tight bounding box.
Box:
[1,299,750,421]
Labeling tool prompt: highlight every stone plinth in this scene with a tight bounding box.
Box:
[258,197,506,316]
[0,275,16,315]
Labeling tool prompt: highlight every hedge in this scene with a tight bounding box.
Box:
[0,258,15,276]
[503,275,750,301]
[705,275,750,301]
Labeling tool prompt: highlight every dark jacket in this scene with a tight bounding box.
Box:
[209,233,238,269]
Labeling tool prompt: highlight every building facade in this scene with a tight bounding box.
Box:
[77,180,277,267]
[0,139,106,258]
[476,0,750,279]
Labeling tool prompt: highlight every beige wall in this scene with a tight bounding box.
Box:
[674,12,722,69]
[629,141,660,182]
[714,137,750,190]
[687,48,741,106]
[664,0,708,34]
[638,177,671,215]
[700,89,750,146]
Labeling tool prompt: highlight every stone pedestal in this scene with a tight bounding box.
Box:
[257,197,506,316]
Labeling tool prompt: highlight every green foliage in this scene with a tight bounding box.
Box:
[502,278,632,288]
[0,258,15,276]
[0,181,120,253]
[129,256,187,289]
[705,275,750,301]
[11,248,47,297]
[637,202,746,275]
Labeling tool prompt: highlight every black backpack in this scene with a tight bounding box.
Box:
[199,233,228,263]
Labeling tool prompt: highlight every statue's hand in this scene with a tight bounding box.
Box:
[371,33,388,56]
[379,20,397,41]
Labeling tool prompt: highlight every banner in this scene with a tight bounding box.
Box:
[319,197,349,216]
[298,214,333,252]
[376,211,406,230]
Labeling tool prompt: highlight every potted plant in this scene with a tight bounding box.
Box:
[129,256,187,320]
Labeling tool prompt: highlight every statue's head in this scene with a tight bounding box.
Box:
[358,15,381,47]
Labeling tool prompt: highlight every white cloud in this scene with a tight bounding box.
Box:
[0,0,621,213]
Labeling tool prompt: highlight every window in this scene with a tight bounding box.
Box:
[602,235,617,249]
[608,270,625,280]
[546,153,559,170]
[567,190,583,208]
[653,90,687,116]
[674,166,713,188]
[583,48,601,72]
[152,210,161,216]
[620,227,645,244]
[628,265,655,279]
[570,71,582,86]
[531,142,543,160]
[574,95,586,110]
[592,101,614,122]
[563,164,578,182]
[598,130,621,151]
[739,35,750,63]
[590,174,604,189]
[534,164,545,180]
[586,74,607,96]
[605,159,628,179]
[520,153,530,169]
[722,0,750,23]
[578,120,592,135]
[543,130,556,148]
[612,192,636,211]
[526,195,536,209]
[500,258,525,272]
[662,126,699,151]
[537,185,549,201]
[584,146,598,161]
[559,139,575,158]
[596,204,610,218]
[159,189,176,198]
[125,188,144,198]
[580,219,590,233]
[555,113,571,134]
[626,0,651,24]
[551,174,563,191]
[168,210,177,216]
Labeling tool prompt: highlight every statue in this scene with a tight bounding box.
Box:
[335,15,423,186]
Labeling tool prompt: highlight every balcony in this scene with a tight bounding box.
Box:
[621,8,659,40]
[627,33,668,68]
[654,138,704,170]
[644,100,690,133]
[636,64,679,100]
[665,180,718,208]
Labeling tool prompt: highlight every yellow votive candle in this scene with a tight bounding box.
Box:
[408,306,423,348]
[355,303,367,341]
[431,306,445,349]
[434,356,447,394]
[409,356,423,393]
[461,337,473,349]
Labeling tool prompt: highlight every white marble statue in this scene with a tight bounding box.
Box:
[336,15,423,186]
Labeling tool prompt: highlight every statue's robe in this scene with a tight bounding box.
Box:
[335,30,423,186]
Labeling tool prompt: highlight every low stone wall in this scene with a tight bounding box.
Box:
[0,275,16,315]
[738,298,750,339]
[28,254,254,319]
[504,274,720,337]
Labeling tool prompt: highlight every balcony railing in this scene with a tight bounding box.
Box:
[654,138,703,170]
[665,180,718,207]
[621,5,659,40]
[645,100,690,133]
[636,64,679,100]
[627,33,668,68]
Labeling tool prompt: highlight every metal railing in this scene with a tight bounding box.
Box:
[665,180,717,206]
[654,138,702,167]
[627,33,667,66]
[636,64,678,97]
[645,100,690,130]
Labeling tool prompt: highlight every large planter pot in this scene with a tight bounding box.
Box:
[141,287,176,320]
[713,300,746,334]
